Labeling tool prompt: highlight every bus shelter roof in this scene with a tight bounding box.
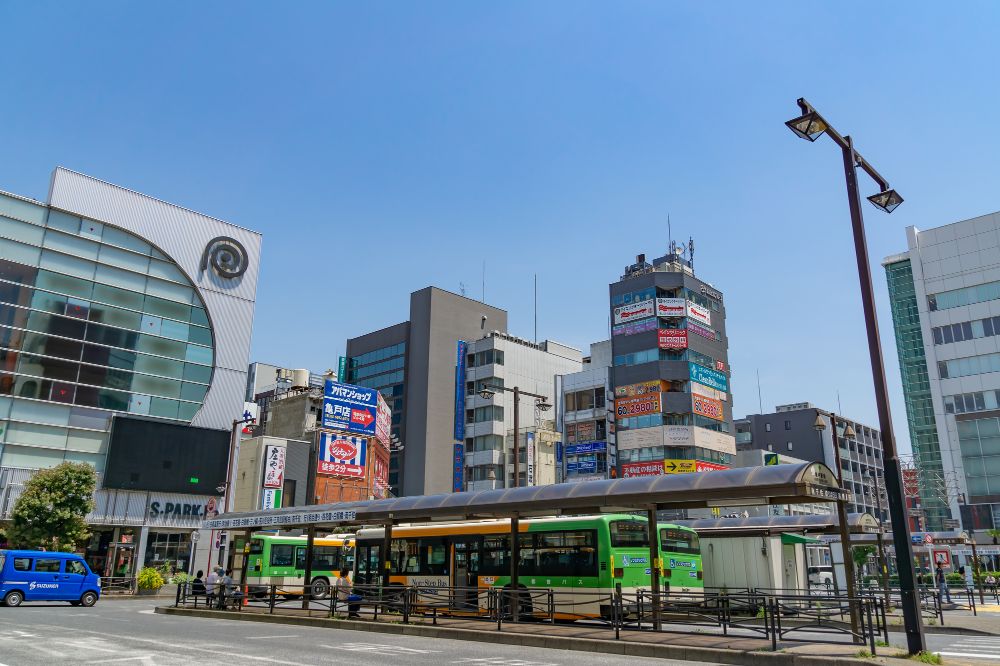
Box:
[674,512,880,537]
[205,462,847,531]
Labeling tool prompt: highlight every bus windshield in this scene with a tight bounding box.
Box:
[610,520,649,548]
[660,527,700,555]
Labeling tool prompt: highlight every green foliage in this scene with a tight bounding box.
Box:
[7,462,96,552]
[852,545,877,569]
[171,572,193,585]
[913,651,943,664]
[855,649,874,659]
[137,567,165,591]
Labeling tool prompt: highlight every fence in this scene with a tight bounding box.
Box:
[173,582,888,654]
[101,576,137,594]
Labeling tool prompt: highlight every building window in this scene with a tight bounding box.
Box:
[765,423,772,432]
[784,420,791,431]
[787,442,793,451]
[767,444,773,451]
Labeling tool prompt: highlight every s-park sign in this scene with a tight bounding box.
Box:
[322,380,378,436]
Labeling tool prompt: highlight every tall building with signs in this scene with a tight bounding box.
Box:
[610,244,735,484]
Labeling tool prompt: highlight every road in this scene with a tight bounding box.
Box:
[0,597,723,666]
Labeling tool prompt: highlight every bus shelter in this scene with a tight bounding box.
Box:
[205,462,847,627]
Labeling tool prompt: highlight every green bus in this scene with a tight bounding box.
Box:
[245,533,354,600]
[353,514,702,619]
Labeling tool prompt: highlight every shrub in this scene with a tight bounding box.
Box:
[137,567,165,591]
[171,572,193,585]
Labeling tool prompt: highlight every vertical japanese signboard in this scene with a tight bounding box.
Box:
[261,488,282,510]
[322,380,378,436]
[526,432,535,486]
[262,444,286,489]
[375,392,392,449]
[453,442,465,492]
[372,455,389,498]
[454,341,467,442]
[317,432,367,478]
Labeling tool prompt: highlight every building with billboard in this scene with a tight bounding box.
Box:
[884,212,1000,531]
[558,340,615,483]
[609,245,735,488]
[463,332,582,490]
[0,168,260,575]
[344,287,507,496]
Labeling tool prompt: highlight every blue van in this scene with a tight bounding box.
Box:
[0,550,101,607]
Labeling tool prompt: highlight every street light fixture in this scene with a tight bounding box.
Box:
[786,96,925,654]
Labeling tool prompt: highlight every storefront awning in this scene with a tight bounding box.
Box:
[781,532,823,545]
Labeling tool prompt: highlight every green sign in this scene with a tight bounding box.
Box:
[338,356,347,381]
[764,453,779,466]
[189,477,200,484]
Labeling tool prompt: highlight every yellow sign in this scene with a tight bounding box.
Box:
[662,459,697,474]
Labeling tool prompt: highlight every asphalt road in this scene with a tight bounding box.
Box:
[0,597,723,666]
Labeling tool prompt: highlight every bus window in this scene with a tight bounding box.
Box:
[480,536,509,575]
[270,544,295,567]
[249,539,264,555]
[660,528,700,555]
[314,546,341,571]
[610,521,649,548]
[530,531,597,577]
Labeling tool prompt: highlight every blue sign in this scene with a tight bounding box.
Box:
[556,441,563,464]
[453,442,465,492]
[566,462,578,473]
[566,460,597,475]
[566,441,607,455]
[454,341,468,442]
[689,362,728,393]
[322,380,378,435]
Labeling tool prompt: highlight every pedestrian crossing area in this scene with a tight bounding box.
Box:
[325,642,440,656]
[939,636,1000,661]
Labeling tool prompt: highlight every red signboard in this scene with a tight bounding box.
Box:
[621,461,664,478]
[696,461,729,472]
[692,394,724,421]
[658,329,688,350]
[615,394,662,418]
[376,392,392,450]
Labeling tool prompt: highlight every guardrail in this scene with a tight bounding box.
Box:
[101,576,136,594]
[173,582,889,653]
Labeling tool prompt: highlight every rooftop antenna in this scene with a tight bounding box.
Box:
[459,282,466,297]
[689,237,695,272]
[534,273,538,344]
[482,260,486,303]
[668,213,672,248]
[756,368,764,414]
[837,390,843,414]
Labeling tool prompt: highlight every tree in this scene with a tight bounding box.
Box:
[7,462,96,552]
[852,545,878,585]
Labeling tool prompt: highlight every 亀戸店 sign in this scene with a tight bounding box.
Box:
[262,444,286,489]
[658,328,687,349]
[614,299,655,324]
[322,380,378,436]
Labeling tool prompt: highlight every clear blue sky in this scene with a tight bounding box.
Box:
[3,2,999,453]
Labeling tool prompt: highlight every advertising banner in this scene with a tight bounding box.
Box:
[574,421,596,441]
[615,380,666,398]
[376,392,392,450]
[613,299,655,324]
[696,461,729,472]
[337,356,347,383]
[658,328,688,349]
[656,298,686,318]
[692,394,724,421]
[452,442,464,492]
[556,441,563,463]
[526,433,535,486]
[686,302,712,326]
[454,340,468,442]
[662,459,697,474]
[615,394,662,418]
[686,320,716,341]
[566,441,607,455]
[573,460,598,474]
[689,363,728,392]
[317,432,367,478]
[262,444,286,489]
[322,380,378,436]
[373,455,389,498]
[612,317,657,337]
[691,381,727,403]
[693,427,737,455]
[261,488,282,510]
[621,461,664,478]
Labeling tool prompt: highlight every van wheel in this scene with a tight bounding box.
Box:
[80,591,99,607]
[3,591,23,607]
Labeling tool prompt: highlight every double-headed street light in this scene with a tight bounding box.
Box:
[786,97,925,654]
[479,384,551,488]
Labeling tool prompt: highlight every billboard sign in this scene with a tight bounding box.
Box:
[322,380,377,436]
[337,356,347,382]
[621,461,664,478]
[317,432,367,478]
[453,442,464,492]
[662,459,697,474]
[691,381,727,403]
[696,461,729,472]
[686,302,712,326]
[571,460,598,474]
[612,317,657,337]
[686,320,716,341]
[261,488,282,510]
[373,454,389,498]
[566,441,607,455]
[693,428,736,455]
[375,392,392,450]
[658,329,688,349]
[614,299,655,325]
[615,380,665,398]
[692,394,724,421]
[526,432,535,486]
[454,341,468,442]
[615,394,662,418]
[689,363,728,392]
[656,298,686,318]
[262,444,286,489]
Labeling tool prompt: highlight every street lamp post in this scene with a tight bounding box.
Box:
[479,384,552,488]
[867,469,892,608]
[786,97,925,654]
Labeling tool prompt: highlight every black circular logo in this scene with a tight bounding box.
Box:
[201,236,249,279]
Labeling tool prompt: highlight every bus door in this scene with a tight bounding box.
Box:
[452,537,481,610]
[355,543,381,586]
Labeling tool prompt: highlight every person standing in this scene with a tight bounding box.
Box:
[936,562,952,603]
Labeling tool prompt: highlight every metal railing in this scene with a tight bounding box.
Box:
[101,576,137,594]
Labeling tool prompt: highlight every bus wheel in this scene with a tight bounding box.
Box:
[3,591,23,607]
[311,578,330,600]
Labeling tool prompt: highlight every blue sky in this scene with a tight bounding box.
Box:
[2,2,999,452]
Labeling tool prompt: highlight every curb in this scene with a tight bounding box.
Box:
[156,606,872,666]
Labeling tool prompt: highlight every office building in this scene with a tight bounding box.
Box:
[344,287,507,496]
[884,212,1000,530]
[463,332,582,490]
[246,362,326,435]
[558,340,615,483]
[610,245,735,480]
[735,403,886,520]
[0,167,260,574]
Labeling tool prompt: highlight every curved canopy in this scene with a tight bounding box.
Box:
[205,462,847,531]
[675,512,880,536]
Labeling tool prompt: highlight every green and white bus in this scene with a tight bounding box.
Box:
[245,533,354,599]
[353,514,702,619]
